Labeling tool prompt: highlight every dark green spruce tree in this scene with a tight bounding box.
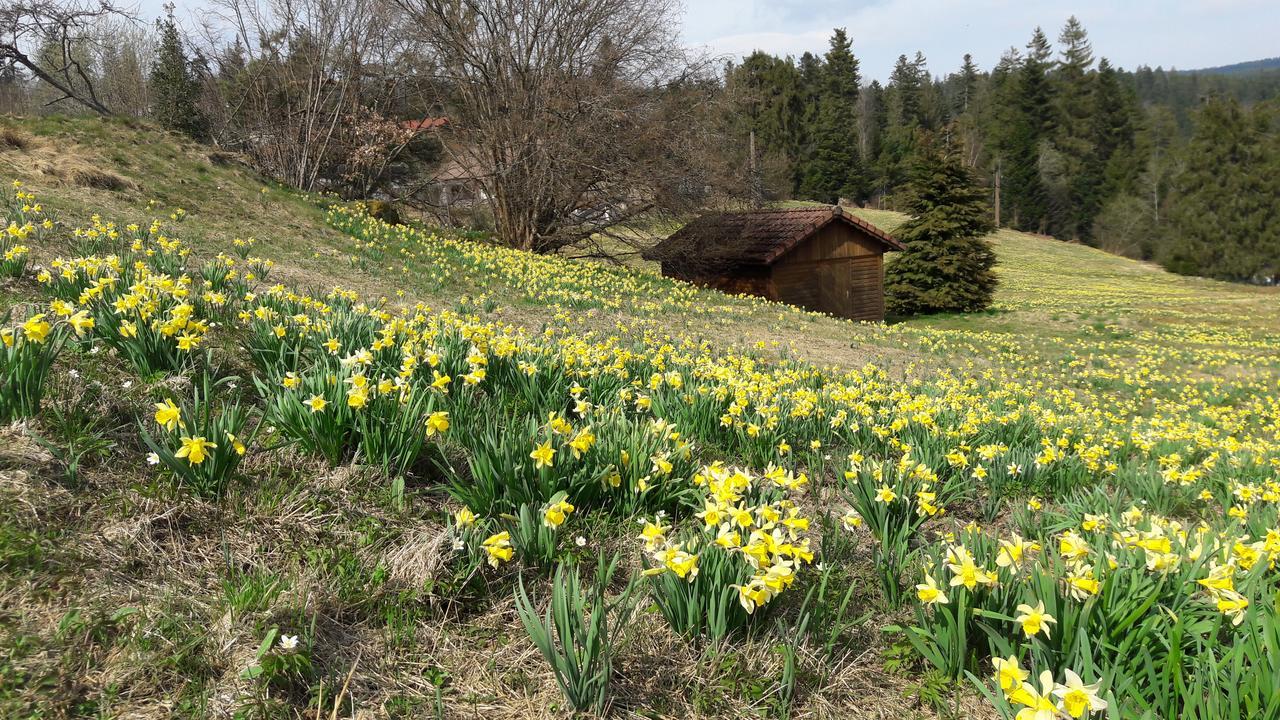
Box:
[956,53,980,115]
[885,133,998,315]
[1002,28,1054,232]
[874,53,932,201]
[1160,97,1279,282]
[799,28,864,203]
[150,4,208,141]
[727,52,804,201]
[1052,16,1097,239]
[1091,59,1142,203]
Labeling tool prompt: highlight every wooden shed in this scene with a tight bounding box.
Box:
[644,206,903,321]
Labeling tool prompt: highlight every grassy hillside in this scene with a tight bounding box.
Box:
[1,117,1278,720]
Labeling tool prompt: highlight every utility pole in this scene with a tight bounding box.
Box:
[748,128,763,207]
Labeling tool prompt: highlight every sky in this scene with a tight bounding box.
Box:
[678,0,1280,81]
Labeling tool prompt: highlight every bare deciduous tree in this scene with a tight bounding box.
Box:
[199,0,428,191]
[0,0,133,114]
[96,17,152,117]
[393,0,724,253]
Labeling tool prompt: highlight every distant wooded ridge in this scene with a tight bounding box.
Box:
[1175,57,1280,75]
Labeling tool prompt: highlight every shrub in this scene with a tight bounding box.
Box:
[884,136,998,316]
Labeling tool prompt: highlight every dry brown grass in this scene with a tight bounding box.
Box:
[51,159,137,192]
[0,125,35,151]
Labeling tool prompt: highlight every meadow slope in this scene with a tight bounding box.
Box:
[1,117,1278,720]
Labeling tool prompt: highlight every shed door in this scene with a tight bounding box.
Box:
[846,255,884,321]
[772,255,884,321]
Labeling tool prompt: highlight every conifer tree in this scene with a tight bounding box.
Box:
[1095,61,1141,189]
[875,53,929,200]
[957,53,979,115]
[949,54,985,171]
[727,52,805,201]
[149,4,207,141]
[884,133,998,315]
[1051,17,1097,239]
[862,80,888,198]
[799,28,864,203]
[1001,28,1054,232]
[792,51,824,193]
[1160,97,1279,282]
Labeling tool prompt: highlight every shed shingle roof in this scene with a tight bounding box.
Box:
[644,206,901,273]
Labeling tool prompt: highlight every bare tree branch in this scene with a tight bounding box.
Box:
[0,0,135,115]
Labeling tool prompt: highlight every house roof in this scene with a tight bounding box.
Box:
[644,206,902,272]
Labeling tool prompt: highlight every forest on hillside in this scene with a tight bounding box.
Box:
[724,17,1280,284]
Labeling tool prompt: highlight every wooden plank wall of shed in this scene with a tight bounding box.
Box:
[770,224,886,321]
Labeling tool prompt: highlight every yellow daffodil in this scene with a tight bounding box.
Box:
[482,531,513,567]
[22,314,51,343]
[426,410,450,436]
[530,441,555,469]
[1014,601,1057,639]
[993,655,1028,694]
[154,399,183,431]
[543,498,575,528]
[175,436,216,465]
[1052,669,1107,718]
[916,573,949,605]
[454,506,476,527]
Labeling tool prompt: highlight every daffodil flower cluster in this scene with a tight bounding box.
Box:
[641,463,814,619]
[1,181,52,277]
[992,657,1107,720]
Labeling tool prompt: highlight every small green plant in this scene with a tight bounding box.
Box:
[254,368,356,466]
[141,367,257,497]
[29,388,118,486]
[0,241,29,277]
[514,553,635,716]
[644,541,752,643]
[505,494,572,572]
[844,464,934,608]
[790,563,868,663]
[354,383,439,477]
[245,310,310,379]
[0,311,67,422]
[240,625,313,699]
[222,565,287,619]
[1,181,48,277]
